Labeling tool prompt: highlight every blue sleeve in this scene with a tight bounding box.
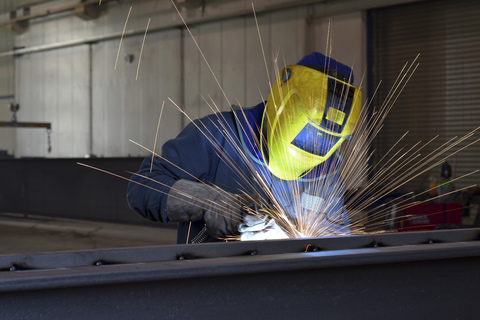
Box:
[126,114,226,223]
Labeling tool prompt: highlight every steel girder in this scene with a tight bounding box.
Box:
[1,228,479,319]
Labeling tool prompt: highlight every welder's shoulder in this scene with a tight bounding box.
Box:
[195,111,236,130]
[232,102,265,118]
[195,103,265,130]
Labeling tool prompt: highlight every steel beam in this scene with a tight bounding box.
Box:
[1,228,479,319]
[0,121,51,129]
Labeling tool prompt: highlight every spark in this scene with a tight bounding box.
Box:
[79,159,236,223]
[150,101,165,173]
[170,0,232,108]
[252,3,273,93]
[115,6,132,70]
[77,162,161,195]
[160,51,475,237]
[136,18,151,81]
[186,221,192,244]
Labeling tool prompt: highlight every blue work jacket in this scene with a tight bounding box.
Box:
[127,102,350,243]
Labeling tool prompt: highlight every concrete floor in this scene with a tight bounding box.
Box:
[0,212,177,255]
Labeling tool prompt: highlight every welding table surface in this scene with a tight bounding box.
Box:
[0,213,177,255]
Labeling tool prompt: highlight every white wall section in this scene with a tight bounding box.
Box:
[0,0,380,158]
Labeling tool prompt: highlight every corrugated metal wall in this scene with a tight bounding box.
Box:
[183,9,306,117]
[372,0,480,191]
[3,0,366,158]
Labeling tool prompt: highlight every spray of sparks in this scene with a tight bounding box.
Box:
[80,1,479,242]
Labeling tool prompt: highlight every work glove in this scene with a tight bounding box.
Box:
[166,179,246,237]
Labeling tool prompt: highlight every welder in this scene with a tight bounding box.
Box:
[127,52,362,243]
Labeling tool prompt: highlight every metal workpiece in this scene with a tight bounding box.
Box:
[1,227,479,273]
[1,228,480,319]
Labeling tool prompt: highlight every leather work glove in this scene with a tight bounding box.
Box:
[166,179,250,237]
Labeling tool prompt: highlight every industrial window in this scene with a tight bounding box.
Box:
[370,0,480,192]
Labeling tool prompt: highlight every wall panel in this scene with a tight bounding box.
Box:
[270,8,305,68]
[0,20,16,155]
[198,22,223,116]
[136,29,182,157]
[183,25,202,119]
[17,51,47,156]
[245,13,272,107]
[92,28,182,158]
[311,12,366,88]
[221,18,247,109]
[183,7,308,115]
[6,0,366,159]
[16,45,89,158]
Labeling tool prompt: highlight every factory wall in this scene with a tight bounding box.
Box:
[0,21,15,156]
[1,0,368,159]
[12,1,183,158]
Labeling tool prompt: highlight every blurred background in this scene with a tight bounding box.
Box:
[0,0,478,254]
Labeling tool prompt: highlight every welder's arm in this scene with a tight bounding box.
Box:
[126,115,247,238]
[126,117,221,224]
[166,179,244,237]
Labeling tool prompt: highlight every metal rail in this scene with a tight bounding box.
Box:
[0,121,51,129]
[1,228,479,319]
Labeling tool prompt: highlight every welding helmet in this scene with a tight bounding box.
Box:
[261,53,362,181]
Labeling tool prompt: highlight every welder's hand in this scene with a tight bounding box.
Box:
[203,192,243,237]
[204,193,264,237]
[166,179,245,237]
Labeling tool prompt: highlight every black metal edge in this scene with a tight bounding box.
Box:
[0,121,51,129]
[1,228,479,271]
[1,240,480,293]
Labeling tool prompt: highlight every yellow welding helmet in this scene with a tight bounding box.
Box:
[261,64,362,180]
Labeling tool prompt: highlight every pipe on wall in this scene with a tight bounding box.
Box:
[0,0,426,58]
[0,0,112,25]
